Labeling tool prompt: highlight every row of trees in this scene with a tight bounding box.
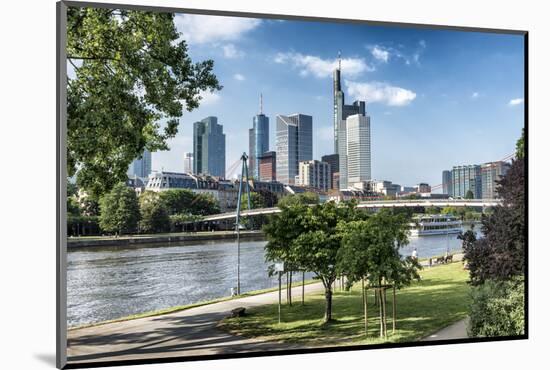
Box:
[459,131,525,337]
[69,183,221,235]
[263,199,421,334]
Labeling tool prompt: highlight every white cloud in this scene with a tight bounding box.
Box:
[370,46,390,63]
[345,80,416,106]
[274,52,373,78]
[198,90,221,106]
[175,14,260,45]
[233,73,245,81]
[509,98,524,106]
[471,92,480,99]
[222,44,244,59]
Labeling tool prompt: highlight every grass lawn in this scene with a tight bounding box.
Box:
[220,262,470,346]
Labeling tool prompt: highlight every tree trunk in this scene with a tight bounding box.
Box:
[392,286,396,334]
[324,287,333,322]
[302,271,305,306]
[362,279,367,336]
[378,288,383,337]
[289,271,292,306]
[382,288,387,338]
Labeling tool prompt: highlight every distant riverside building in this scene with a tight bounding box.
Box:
[481,161,510,199]
[321,154,339,190]
[370,180,401,197]
[258,151,276,182]
[451,164,482,199]
[333,56,371,190]
[249,94,270,179]
[193,116,226,178]
[127,149,152,179]
[183,152,193,174]
[416,183,431,194]
[297,160,330,191]
[275,114,313,185]
[442,170,453,196]
[145,171,237,211]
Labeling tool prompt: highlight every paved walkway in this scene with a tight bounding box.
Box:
[67,282,325,365]
[421,318,469,341]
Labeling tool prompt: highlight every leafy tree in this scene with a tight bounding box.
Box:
[67,181,81,216]
[461,158,525,285]
[425,206,441,214]
[67,8,221,196]
[264,201,365,322]
[99,183,140,234]
[139,198,170,233]
[337,210,421,336]
[157,189,220,215]
[465,190,474,199]
[277,192,319,207]
[516,128,524,160]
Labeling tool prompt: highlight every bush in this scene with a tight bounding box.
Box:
[468,277,525,337]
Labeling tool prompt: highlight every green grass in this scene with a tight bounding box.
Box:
[68,278,319,331]
[219,262,470,345]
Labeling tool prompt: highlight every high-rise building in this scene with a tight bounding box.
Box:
[249,94,270,179]
[183,152,193,174]
[416,183,431,194]
[193,116,226,178]
[297,160,330,191]
[333,55,370,190]
[275,114,313,185]
[321,154,339,190]
[452,164,482,199]
[481,161,511,199]
[442,170,453,195]
[345,114,371,185]
[127,149,152,179]
[258,151,276,182]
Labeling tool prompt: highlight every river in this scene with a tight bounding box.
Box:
[67,225,481,327]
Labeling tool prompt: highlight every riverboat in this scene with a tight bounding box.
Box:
[409,214,462,236]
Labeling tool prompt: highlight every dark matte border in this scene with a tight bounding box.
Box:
[57,1,529,369]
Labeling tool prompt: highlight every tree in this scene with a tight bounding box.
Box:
[157,189,220,216]
[337,210,421,337]
[461,158,525,285]
[99,183,140,234]
[277,192,319,207]
[67,8,221,197]
[425,206,441,214]
[139,198,170,233]
[465,190,474,199]
[264,200,365,322]
[516,128,524,160]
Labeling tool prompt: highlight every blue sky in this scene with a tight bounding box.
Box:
[152,13,525,188]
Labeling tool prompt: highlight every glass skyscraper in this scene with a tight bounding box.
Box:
[451,164,482,199]
[442,170,453,195]
[193,116,226,178]
[333,56,370,190]
[275,114,312,185]
[481,161,510,199]
[249,95,270,179]
[127,149,152,179]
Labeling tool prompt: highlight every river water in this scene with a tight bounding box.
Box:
[67,226,481,327]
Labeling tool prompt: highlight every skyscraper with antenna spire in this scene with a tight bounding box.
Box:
[249,93,270,179]
[333,52,370,189]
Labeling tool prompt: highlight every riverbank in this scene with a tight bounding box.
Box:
[67,230,264,248]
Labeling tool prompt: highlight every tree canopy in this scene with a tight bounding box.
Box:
[67,8,221,196]
[99,182,140,234]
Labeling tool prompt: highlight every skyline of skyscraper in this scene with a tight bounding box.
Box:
[127,149,152,179]
[193,116,226,178]
[345,114,371,186]
[183,152,193,174]
[275,113,313,185]
[249,94,270,179]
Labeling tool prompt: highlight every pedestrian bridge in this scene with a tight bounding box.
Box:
[202,199,501,222]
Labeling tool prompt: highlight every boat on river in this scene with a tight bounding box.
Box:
[410,214,462,236]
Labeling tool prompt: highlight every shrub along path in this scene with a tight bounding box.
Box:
[220,262,470,346]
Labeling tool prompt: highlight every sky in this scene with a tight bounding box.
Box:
[151,13,525,188]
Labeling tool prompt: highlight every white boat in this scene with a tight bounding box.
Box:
[409,214,462,236]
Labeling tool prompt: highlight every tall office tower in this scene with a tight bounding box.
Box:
[193,116,226,178]
[298,160,331,191]
[345,114,371,185]
[249,94,270,179]
[481,161,511,199]
[333,54,369,189]
[127,149,152,179]
[452,164,482,199]
[183,152,194,173]
[321,154,339,190]
[258,151,276,182]
[442,170,453,195]
[275,114,313,185]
